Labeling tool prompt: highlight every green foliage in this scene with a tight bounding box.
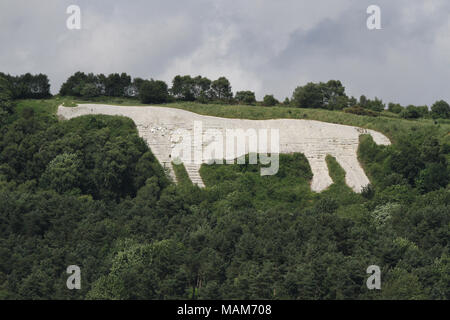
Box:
[40,153,82,194]
[388,103,403,114]
[0,110,165,200]
[292,80,348,110]
[344,106,379,117]
[210,77,233,101]
[292,82,326,109]
[87,240,188,299]
[235,91,256,105]
[0,96,448,300]
[171,75,212,102]
[400,105,429,119]
[0,76,14,126]
[359,95,385,112]
[139,80,169,104]
[431,100,450,119]
[167,74,233,103]
[262,94,278,107]
[0,72,51,99]
[172,163,193,186]
[59,72,133,99]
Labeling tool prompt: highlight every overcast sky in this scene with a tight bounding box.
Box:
[0,0,449,105]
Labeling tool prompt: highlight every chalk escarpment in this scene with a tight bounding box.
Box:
[57,104,391,193]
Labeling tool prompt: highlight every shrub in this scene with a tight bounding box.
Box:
[80,83,101,98]
[343,106,379,117]
[40,153,82,194]
[431,100,450,119]
[361,183,375,199]
[292,82,324,108]
[139,80,169,104]
[0,72,51,99]
[388,103,403,114]
[262,95,278,106]
[235,91,256,105]
[292,80,347,109]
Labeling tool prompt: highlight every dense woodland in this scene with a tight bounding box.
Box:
[0,73,449,299]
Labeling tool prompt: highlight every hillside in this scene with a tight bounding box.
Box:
[0,96,448,300]
[16,96,450,144]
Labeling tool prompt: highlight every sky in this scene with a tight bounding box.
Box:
[0,0,449,106]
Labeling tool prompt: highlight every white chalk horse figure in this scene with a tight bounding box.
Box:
[57,104,391,193]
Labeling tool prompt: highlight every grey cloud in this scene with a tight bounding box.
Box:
[0,0,449,106]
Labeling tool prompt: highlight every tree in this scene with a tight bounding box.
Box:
[171,75,212,102]
[292,80,348,109]
[262,95,278,106]
[40,153,82,194]
[321,80,347,109]
[381,268,428,299]
[211,77,232,101]
[60,72,132,98]
[0,76,14,126]
[235,91,256,105]
[80,83,101,98]
[171,75,195,101]
[292,82,324,108]
[388,103,403,114]
[416,163,448,193]
[87,240,187,299]
[0,73,51,99]
[59,71,89,96]
[192,76,212,101]
[125,77,145,97]
[139,79,169,104]
[105,73,131,97]
[389,139,424,185]
[0,76,13,113]
[364,97,385,112]
[431,100,450,119]
[359,95,368,108]
[400,105,421,119]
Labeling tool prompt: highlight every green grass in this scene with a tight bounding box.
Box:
[60,96,146,107]
[11,96,449,214]
[13,96,449,195]
[172,162,193,186]
[198,153,317,211]
[324,155,361,200]
[160,102,450,144]
[326,155,347,186]
[15,98,62,116]
[18,96,449,145]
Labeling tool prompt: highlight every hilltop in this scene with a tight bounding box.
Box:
[15,96,450,144]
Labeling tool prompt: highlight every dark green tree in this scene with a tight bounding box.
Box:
[235,91,256,105]
[139,80,169,104]
[211,77,232,101]
[292,82,324,108]
[262,94,279,106]
[431,100,450,119]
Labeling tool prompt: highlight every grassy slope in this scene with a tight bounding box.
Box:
[17,96,449,145]
[13,97,449,210]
